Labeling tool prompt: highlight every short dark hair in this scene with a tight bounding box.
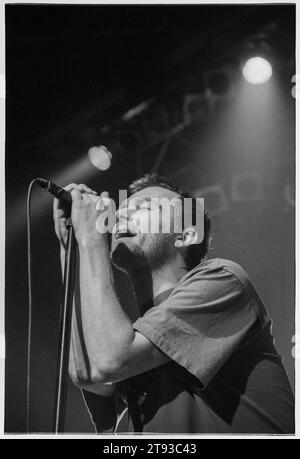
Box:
[129,173,211,270]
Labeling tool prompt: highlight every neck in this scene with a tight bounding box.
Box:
[127,254,188,308]
[151,261,188,297]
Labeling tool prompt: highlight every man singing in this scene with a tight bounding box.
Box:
[53,173,294,434]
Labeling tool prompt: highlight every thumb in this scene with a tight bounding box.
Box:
[70,188,83,202]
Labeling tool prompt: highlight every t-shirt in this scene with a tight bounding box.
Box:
[82,258,295,434]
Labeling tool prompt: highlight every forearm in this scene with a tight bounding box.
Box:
[60,245,116,394]
[53,185,121,395]
[59,245,91,382]
[55,186,170,388]
[78,240,135,381]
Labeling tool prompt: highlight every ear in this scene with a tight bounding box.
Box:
[174,227,199,248]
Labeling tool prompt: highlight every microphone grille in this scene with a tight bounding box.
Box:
[36,178,49,190]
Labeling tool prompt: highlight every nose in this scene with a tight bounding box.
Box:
[116,206,138,223]
[115,207,129,223]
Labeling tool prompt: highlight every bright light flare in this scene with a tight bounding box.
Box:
[88,145,112,171]
[242,57,273,85]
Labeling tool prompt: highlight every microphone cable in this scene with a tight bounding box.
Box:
[26,178,40,433]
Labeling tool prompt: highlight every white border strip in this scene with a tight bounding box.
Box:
[0,0,298,440]
[0,0,5,439]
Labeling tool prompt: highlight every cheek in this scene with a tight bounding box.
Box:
[158,211,177,235]
[160,215,171,233]
[145,208,165,234]
[131,210,151,234]
[143,233,172,253]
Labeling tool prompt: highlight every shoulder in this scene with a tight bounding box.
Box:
[176,258,268,321]
[178,258,248,286]
[182,258,255,289]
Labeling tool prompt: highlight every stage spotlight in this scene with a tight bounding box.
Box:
[88,145,112,171]
[242,56,273,85]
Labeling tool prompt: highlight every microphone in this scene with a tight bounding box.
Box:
[37,146,112,209]
[37,178,72,205]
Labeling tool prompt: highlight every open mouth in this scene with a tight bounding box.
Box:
[113,221,138,240]
[115,231,136,240]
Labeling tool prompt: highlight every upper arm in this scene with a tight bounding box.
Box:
[132,264,259,389]
[101,331,171,384]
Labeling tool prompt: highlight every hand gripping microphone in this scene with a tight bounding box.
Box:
[36,178,72,205]
[36,145,112,206]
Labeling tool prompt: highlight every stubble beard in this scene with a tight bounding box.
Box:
[111,232,176,273]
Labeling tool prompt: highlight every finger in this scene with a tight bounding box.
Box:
[71,188,83,202]
[63,183,97,197]
[54,184,81,209]
[78,184,97,195]
[96,195,112,211]
[101,191,109,198]
[87,194,101,206]
[63,183,83,192]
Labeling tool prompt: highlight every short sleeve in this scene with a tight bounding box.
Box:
[133,259,259,389]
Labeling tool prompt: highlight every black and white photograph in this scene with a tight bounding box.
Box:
[3,1,297,438]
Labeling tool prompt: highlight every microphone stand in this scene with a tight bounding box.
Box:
[53,218,76,433]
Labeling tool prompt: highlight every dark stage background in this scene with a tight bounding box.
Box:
[5,4,295,433]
